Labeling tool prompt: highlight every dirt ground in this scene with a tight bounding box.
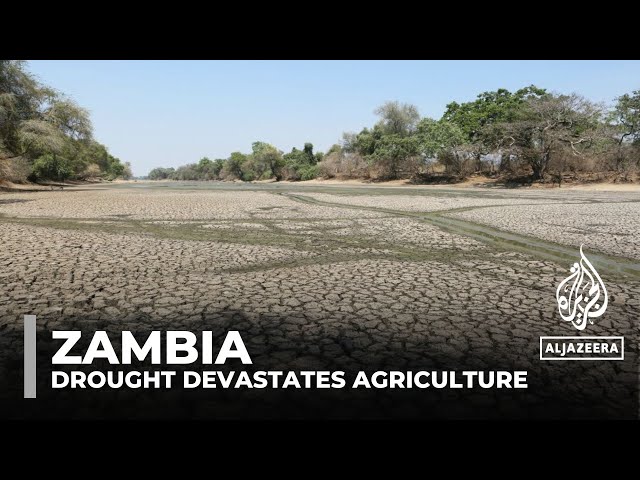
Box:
[295,177,640,192]
[0,181,637,419]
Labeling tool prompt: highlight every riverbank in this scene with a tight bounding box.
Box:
[4,176,639,193]
[246,176,640,192]
[0,178,110,192]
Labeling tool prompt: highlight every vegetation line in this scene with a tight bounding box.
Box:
[1,61,131,184]
[147,88,640,187]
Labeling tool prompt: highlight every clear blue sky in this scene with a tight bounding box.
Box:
[27,60,640,176]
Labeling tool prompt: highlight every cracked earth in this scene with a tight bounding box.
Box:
[0,183,638,418]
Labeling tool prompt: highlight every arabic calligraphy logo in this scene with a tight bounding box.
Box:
[556,245,608,331]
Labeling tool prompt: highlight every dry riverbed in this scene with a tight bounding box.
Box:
[0,182,637,419]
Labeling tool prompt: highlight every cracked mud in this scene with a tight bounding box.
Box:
[0,183,637,419]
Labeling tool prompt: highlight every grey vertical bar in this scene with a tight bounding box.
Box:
[24,315,36,399]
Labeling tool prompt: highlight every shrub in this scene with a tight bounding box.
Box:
[79,163,103,180]
[242,170,256,182]
[32,154,72,181]
[299,165,319,180]
[0,156,32,183]
[318,152,370,179]
[148,167,175,180]
[280,165,301,181]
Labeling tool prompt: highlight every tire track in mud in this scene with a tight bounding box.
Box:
[279,192,640,280]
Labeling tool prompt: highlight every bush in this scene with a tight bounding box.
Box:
[79,163,103,180]
[32,154,72,181]
[0,156,32,183]
[259,169,273,180]
[280,165,300,181]
[148,167,175,180]
[437,150,476,177]
[318,152,370,179]
[242,170,256,182]
[299,165,319,181]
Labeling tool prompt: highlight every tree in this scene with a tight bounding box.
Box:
[142,88,636,186]
[196,157,220,180]
[374,101,420,136]
[44,98,92,141]
[79,163,102,180]
[503,94,604,181]
[326,144,342,156]
[148,167,175,180]
[0,60,125,182]
[212,159,225,178]
[2,64,92,162]
[443,86,547,143]
[414,118,468,175]
[282,143,318,180]
[198,157,213,168]
[0,60,43,159]
[15,119,66,159]
[609,90,640,175]
[250,142,284,180]
[122,162,133,180]
[416,118,466,158]
[109,160,126,178]
[367,134,420,179]
[303,143,316,164]
[612,90,640,144]
[443,86,547,171]
[222,152,247,179]
[317,149,369,179]
[342,128,380,156]
[32,154,72,182]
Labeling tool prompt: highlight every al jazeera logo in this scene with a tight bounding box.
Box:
[540,245,624,361]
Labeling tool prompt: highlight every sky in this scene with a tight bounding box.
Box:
[27,60,640,176]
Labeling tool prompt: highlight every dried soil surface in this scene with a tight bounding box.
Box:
[0,182,637,419]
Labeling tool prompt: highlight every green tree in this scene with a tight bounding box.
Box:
[303,143,316,164]
[443,86,547,143]
[13,89,92,163]
[415,118,468,175]
[504,94,604,180]
[612,90,640,144]
[198,157,213,168]
[605,90,640,176]
[443,86,547,171]
[343,103,421,180]
[416,118,466,158]
[32,154,72,182]
[368,134,420,179]
[342,127,382,156]
[109,160,125,178]
[196,157,220,180]
[1,60,125,182]
[148,167,175,180]
[282,143,318,180]
[211,159,225,178]
[223,152,247,179]
[326,144,342,156]
[44,98,92,141]
[250,142,284,179]
[0,60,44,159]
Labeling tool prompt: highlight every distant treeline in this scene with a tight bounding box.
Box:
[151,85,640,185]
[0,61,130,183]
[149,142,322,182]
